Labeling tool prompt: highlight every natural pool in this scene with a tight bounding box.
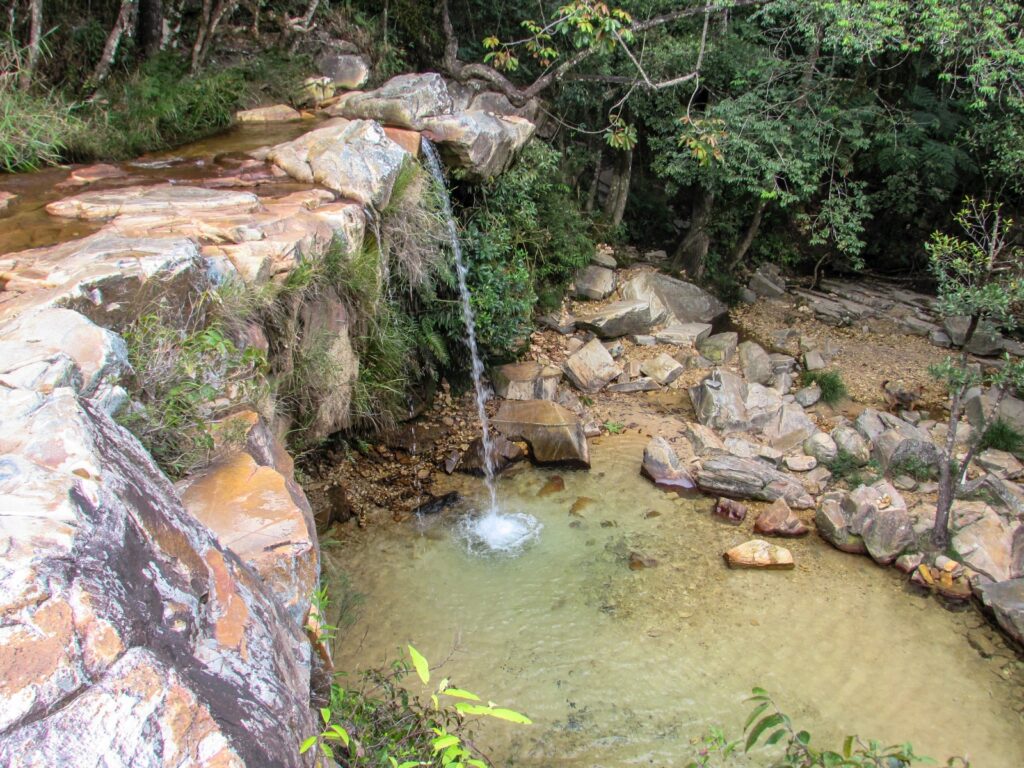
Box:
[326,433,1024,767]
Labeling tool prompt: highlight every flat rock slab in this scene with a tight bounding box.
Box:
[576,300,665,338]
[46,185,260,220]
[723,539,794,569]
[655,322,712,347]
[492,361,562,400]
[492,400,590,468]
[620,271,726,324]
[563,338,622,393]
[607,377,660,393]
[695,454,814,509]
[641,353,684,386]
[236,104,303,122]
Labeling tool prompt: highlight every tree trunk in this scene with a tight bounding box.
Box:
[137,0,163,58]
[585,147,603,213]
[191,0,238,73]
[728,198,766,270]
[602,147,633,226]
[671,187,715,279]
[19,0,43,91]
[90,0,137,89]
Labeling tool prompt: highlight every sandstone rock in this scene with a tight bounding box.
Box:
[976,449,1024,480]
[573,265,616,300]
[620,271,726,324]
[592,249,617,268]
[815,491,867,554]
[951,501,1016,583]
[236,104,302,122]
[943,315,1004,356]
[697,332,738,364]
[695,455,814,508]
[575,300,665,338]
[655,322,712,347]
[738,340,772,385]
[0,387,315,765]
[714,497,747,524]
[492,361,562,400]
[803,350,826,371]
[748,265,786,298]
[689,371,749,433]
[723,539,794,569]
[744,383,784,429]
[641,353,685,386]
[761,403,818,452]
[46,185,260,220]
[421,112,535,180]
[872,427,939,472]
[831,425,870,465]
[453,435,524,477]
[641,436,695,490]
[492,400,590,467]
[784,454,817,472]
[803,432,838,464]
[977,579,1024,647]
[755,498,809,537]
[178,450,318,627]
[316,52,370,89]
[843,481,913,564]
[683,422,726,456]
[335,72,453,129]
[562,338,622,393]
[794,384,821,407]
[607,377,660,393]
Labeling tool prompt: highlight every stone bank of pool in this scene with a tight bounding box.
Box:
[327,434,1024,767]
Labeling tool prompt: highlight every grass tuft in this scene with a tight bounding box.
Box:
[800,369,848,405]
[979,418,1024,455]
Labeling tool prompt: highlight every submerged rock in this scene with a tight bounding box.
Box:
[723,539,794,569]
[492,400,590,468]
[641,437,695,490]
[236,104,303,122]
[714,497,747,524]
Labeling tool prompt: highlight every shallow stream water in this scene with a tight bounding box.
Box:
[327,434,1024,767]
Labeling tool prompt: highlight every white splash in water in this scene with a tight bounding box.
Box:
[422,138,541,555]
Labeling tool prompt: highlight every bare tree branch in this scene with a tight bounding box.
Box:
[90,0,137,91]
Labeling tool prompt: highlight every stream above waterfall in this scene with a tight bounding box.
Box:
[326,433,1024,767]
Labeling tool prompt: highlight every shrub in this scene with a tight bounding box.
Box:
[979,418,1024,455]
[800,369,848,404]
[888,455,938,481]
[825,450,880,488]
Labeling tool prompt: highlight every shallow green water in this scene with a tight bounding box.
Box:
[327,434,1024,767]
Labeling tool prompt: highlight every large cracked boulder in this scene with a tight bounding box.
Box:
[421,112,535,180]
[575,299,665,338]
[815,491,867,554]
[694,455,814,508]
[0,386,316,766]
[951,501,1017,583]
[831,425,870,465]
[689,371,750,433]
[619,271,726,324]
[761,403,818,452]
[492,400,590,468]
[842,481,913,564]
[334,72,453,129]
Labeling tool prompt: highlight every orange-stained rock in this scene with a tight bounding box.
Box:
[723,539,795,569]
[754,498,810,537]
[384,126,422,156]
[179,450,319,627]
[236,104,303,123]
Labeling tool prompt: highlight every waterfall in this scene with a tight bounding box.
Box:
[421,138,541,555]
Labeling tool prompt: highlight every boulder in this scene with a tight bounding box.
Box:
[492,400,590,468]
[803,431,838,464]
[965,387,1024,434]
[977,579,1024,647]
[575,300,665,338]
[744,383,784,429]
[236,104,302,122]
[943,315,1004,356]
[694,455,814,508]
[784,455,817,472]
[46,185,260,220]
[951,501,1016,583]
[738,341,772,385]
[619,271,726,324]
[178,450,318,627]
[761,403,818,451]
[697,332,739,364]
[683,422,726,456]
[831,425,870,465]
[803,350,826,371]
[592,248,617,268]
[794,384,821,407]
[562,338,622,393]
[976,449,1024,480]
[815,491,867,554]
[607,377,660,393]
[492,361,562,401]
[453,435,525,476]
[655,322,712,347]
[689,371,750,433]
[640,353,685,386]
[641,437,695,490]
[316,52,370,89]
[334,72,453,129]
[748,265,786,298]
[754,498,809,537]
[573,265,616,300]
[853,408,887,443]
[872,427,939,472]
[723,539,794,569]
[843,481,913,564]
[0,387,315,765]
[421,112,535,180]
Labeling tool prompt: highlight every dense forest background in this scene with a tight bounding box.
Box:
[3,0,1023,294]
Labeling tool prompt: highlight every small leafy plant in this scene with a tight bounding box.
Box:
[800,370,848,405]
[979,418,1024,455]
[824,451,880,488]
[301,645,530,767]
[603,420,625,434]
[887,455,938,482]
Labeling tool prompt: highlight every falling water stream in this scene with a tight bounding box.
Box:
[421,139,542,555]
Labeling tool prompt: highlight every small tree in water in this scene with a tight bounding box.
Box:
[927,198,1024,551]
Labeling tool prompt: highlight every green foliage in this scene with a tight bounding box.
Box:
[0,89,81,172]
[603,420,625,434]
[303,645,530,767]
[687,687,966,767]
[799,370,848,405]
[979,418,1024,456]
[825,450,881,488]
[118,305,268,479]
[888,455,938,482]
